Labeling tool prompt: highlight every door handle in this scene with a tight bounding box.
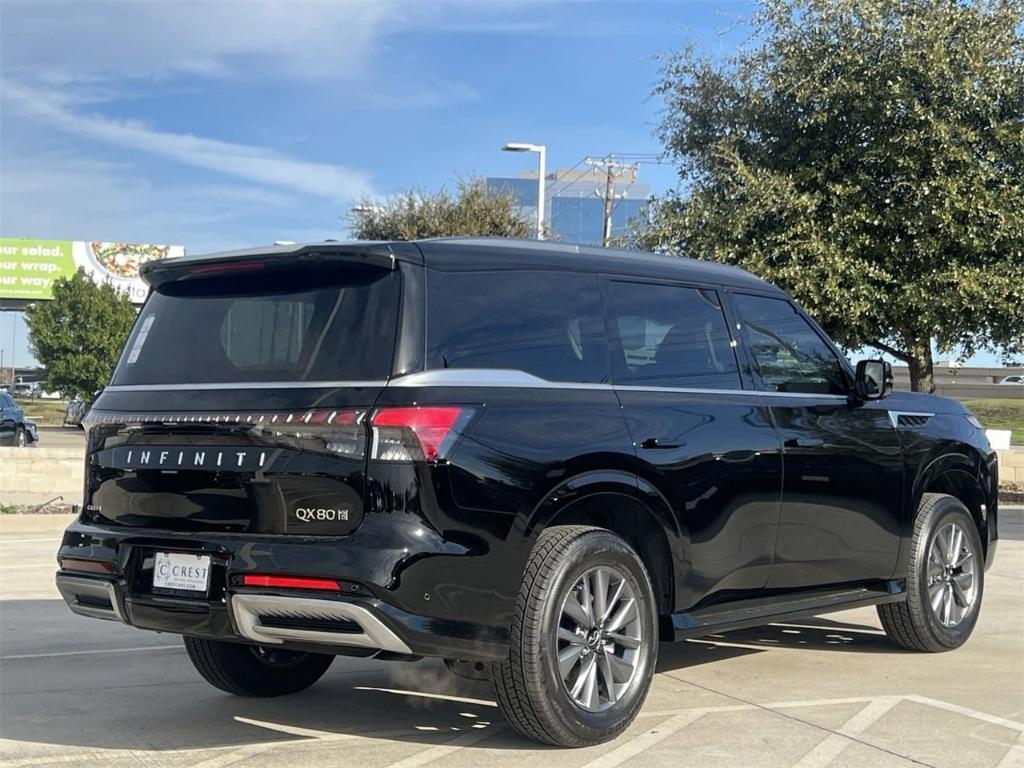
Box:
[784,437,824,449]
[640,437,682,450]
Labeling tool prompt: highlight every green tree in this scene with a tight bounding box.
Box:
[25,269,137,401]
[349,177,532,241]
[639,0,1024,392]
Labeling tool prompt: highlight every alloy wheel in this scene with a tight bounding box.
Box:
[927,522,977,628]
[556,566,644,712]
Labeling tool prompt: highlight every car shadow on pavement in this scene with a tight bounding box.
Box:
[656,615,900,672]
[0,608,897,758]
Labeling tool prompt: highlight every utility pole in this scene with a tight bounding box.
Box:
[585,156,639,246]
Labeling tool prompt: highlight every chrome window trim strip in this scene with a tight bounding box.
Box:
[104,381,387,392]
[389,369,851,399]
[103,370,851,401]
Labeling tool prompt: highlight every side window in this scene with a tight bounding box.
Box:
[606,281,741,389]
[732,294,848,395]
[426,270,609,383]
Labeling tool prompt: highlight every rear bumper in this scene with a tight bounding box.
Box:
[55,519,511,661]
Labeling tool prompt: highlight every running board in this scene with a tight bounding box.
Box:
[671,580,905,640]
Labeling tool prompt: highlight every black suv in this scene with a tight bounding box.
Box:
[56,238,998,746]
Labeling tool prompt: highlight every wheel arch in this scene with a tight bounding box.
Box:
[525,470,684,639]
[913,450,995,559]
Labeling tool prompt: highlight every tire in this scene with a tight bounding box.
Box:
[14,427,25,447]
[184,637,334,696]
[490,525,659,747]
[878,493,984,652]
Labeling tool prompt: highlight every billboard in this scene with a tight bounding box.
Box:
[0,238,184,304]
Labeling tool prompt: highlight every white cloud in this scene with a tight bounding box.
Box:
[0,150,340,253]
[2,81,374,202]
[0,1,399,82]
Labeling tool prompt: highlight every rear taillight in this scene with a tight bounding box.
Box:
[241,574,341,591]
[370,406,474,462]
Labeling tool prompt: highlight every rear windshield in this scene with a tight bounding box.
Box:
[112,266,400,385]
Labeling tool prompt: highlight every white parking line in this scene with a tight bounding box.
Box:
[789,697,902,768]
[996,731,1024,768]
[1,645,180,660]
[382,725,506,768]
[579,710,708,768]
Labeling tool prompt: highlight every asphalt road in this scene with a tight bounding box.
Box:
[1,511,1022,768]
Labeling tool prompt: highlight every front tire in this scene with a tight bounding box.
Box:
[184,637,333,696]
[878,493,984,652]
[491,526,658,747]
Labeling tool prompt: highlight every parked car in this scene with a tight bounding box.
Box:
[998,374,1023,385]
[55,239,998,747]
[0,392,38,446]
[11,381,39,399]
[64,398,88,427]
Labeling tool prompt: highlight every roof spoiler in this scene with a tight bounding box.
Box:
[140,242,422,289]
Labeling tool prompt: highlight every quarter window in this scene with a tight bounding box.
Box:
[606,281,741,389]
[732,294,848,395]
[426,270,609,382]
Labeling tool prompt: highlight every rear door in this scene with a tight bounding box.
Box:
[603,278,782,609]
[86,255,406,536]
[728,293,903,589]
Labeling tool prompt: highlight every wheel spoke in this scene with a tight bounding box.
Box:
[570,654,595,699]
[562,593,591,629]
[948,527,963,567]
[558,627,585,645]
[597,652,617,704]
[929,582,946,614]
[605,598,637,633]
[592,569,609,624]
[602,579,625,624]
[558,644,585,678]
[607,631,640,649]
[580,573,594,627]
[950,574,972,607]
[942,584,954,625]
[953,548,974,569]
[604,650,636,683]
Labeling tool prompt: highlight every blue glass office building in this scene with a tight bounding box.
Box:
[486,169,650,245]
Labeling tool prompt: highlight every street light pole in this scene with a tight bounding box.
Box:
[501,142,546,240]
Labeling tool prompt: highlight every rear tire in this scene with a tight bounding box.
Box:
[878,493,984,652]
[184,637,333,696]
[490,525,658,747]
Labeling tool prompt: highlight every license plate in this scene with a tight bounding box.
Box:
[153,551,211,594]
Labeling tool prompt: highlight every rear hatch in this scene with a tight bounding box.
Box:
[84,248,407,536]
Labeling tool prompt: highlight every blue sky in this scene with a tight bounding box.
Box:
[0,0,1009,368]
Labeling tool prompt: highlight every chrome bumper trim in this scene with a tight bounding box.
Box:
[229,593,412,654]
[55,574,126,623]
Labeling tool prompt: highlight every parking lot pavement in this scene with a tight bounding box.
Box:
[2,512,1021,768]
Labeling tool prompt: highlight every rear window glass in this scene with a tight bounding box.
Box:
[112,266,399,385]
[426,269,609,383]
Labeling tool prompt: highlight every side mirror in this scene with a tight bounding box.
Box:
[855,359,893,400]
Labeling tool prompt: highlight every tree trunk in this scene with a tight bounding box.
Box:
[906,338,935,393]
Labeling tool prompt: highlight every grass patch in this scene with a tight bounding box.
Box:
[964,398,1023,444]
[14,398,69,426]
